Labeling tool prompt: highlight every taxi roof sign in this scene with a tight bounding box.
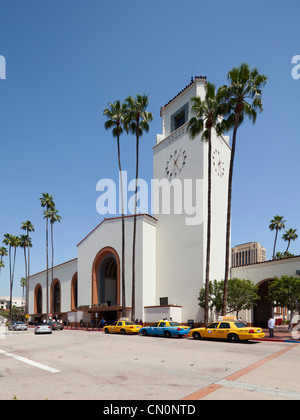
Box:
[218,316,237,321]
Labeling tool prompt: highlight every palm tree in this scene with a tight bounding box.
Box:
[125,93,153,321]
[103,100,128,317]
[40,193,55,321]
[269,215,286,259]
[187,82,224,326]
[0,246,7,276]
[218,63,268,315]
[3,234,20,321]
[21,221,35,317]
[282,228,298,255]
[44,207,61,314]
[20,277,26,299]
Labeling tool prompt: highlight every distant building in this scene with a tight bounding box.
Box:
[0,296,25,310]
[231,242,266,268]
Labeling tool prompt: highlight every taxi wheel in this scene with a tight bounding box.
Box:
[192,331,201,340]
[227,333,239,343]
[104,328,109,334]
[121,329,126,334]
[141,329,148,336]
[164,331,171,338]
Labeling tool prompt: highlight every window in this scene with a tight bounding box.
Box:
[171,103,189,132]
[207,323,219,329]
[151,322,159,327]
[160,297,168,305]
[219,322,230,329]
[159,322,166,327]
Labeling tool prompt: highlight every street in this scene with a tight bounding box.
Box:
[0,328,299,400]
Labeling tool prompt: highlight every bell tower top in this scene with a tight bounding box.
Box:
[157,76,207,145]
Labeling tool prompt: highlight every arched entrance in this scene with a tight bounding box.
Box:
[92,247,120,308]
[253,278,274,328]
[71,272,78,310]
[51,278,61,314]
[34,284,43,315]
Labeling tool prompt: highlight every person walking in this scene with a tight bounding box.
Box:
[268,316,275,337]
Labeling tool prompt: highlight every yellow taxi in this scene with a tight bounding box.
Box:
[104,318,142,335]
[188,317,265,343]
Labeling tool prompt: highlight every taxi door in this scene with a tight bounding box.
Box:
[157,321,166,336]
[115,321,123,333]
[203,322,219,338]
[216,322,231,339]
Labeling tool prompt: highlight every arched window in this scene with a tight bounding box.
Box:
[71,273,78,310]
[51,279,61,314]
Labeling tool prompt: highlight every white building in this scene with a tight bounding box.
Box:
[28,77,231,326]
[0,296,26,310]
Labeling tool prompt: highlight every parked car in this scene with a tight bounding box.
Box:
[48,321,64,331]
[188,318,265,343]
[34,323,52,335]
[139,320,190,338]
[8,321,27,331]
[104,319,141,335]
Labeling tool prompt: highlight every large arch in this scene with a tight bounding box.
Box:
[50,278,61,314]
[92,247,120,307]
[34,283,43,315]
[71,272,78,310]
[253,278,274,328]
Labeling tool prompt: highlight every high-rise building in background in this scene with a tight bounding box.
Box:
[231,242,266,268]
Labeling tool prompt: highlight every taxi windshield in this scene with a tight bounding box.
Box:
[169,322,180,326]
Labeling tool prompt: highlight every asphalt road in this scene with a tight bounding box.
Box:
[0,328,299,401]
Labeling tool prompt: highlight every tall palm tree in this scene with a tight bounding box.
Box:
[40,193,55,321]
[218,63,267,315]
[103,100,128,317]
[269,215,286,259]
[21,220,35,317]
[20,277,26,300]
[3,234,20,321]
[44,207,61,314]
[0,246,7,276]
[187,82,224,326]
[125,93,153,321]
[282,228,298,255]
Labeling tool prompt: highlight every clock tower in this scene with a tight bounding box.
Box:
[153,77,231,323]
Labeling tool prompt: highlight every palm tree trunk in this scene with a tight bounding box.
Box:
[131,123,139,322]
[273,229,278,259]
[222,115,239,315]
[46,215,49,322]
[26,229,30,320]
[117,136,126,317]
[204,134,212,326]
[8,246,12,321]
[51,221,54,315]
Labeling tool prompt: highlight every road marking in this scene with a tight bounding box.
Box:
[0,349,60,373]
[183,344,298,400]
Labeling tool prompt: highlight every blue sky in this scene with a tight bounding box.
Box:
[0,0,300,297]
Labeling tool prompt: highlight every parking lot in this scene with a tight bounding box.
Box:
[0,328,300,400]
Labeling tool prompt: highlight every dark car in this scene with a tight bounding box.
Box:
[48,321,64,331]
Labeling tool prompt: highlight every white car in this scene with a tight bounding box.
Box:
[34,323,52,335]
[8,321,27,331]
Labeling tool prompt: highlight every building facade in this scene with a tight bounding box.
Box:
[28,77,231,325]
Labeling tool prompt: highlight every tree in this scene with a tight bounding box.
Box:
[125,94,153,321]
[40,193,55,321]
[187,82,224,326]
[269,215,286,259]
[44,207,61,314]
[226,278,260,319]
[3,234,20,321]
[0,246,7,276]
[198,278,260,320]
[20,277,26,299]
[282,228,298,255]
[268,275,300,330]
[103,100,128,317]
[21,221,35,318]
[218,63,268,315]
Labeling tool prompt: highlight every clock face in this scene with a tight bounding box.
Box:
[212,149,225,177]
[165,148,187,179]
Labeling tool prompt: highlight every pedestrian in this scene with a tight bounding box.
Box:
[139,319,143,326]
[268,316,275,337]
[100,317,105,329]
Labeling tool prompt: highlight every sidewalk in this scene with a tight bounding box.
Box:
[258,325,300,343]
